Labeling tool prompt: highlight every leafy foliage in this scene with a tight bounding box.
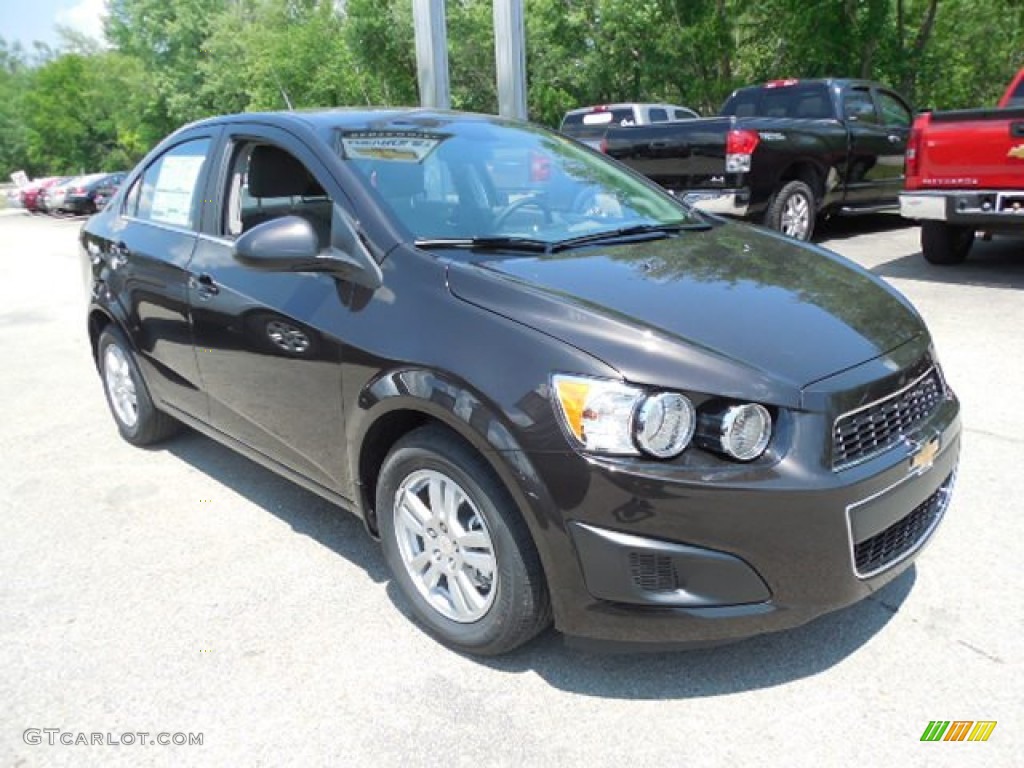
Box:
[1,0,1021,177]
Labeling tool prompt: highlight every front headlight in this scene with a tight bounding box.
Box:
[635,392,696,458]
[551,375,696,458]
[696,403,772,461]
[551,375,643,455]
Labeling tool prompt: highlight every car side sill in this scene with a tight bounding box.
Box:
[161,403,363,524]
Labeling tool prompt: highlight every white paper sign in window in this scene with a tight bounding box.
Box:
[150,153,207,227]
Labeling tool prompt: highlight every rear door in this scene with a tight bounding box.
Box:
[187,123,354,495]
[105,131,218,419]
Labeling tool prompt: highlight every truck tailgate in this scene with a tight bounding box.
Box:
[919,107,1024,189]
[603,117,734,189]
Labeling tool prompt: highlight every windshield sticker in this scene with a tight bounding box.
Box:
[582,112,613,125]
[341,132,446,163]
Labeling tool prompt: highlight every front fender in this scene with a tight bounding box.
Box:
[348,367,568,601]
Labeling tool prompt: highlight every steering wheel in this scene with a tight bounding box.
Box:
[570,185,622,218]
[493,194,553,229]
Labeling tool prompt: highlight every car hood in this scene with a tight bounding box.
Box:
[446,224,924,405]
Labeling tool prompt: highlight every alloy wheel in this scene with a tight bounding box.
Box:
[103,344,138,428]
[393,469,498,623]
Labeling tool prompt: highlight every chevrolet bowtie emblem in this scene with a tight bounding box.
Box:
[909,437,940,473]
[1008,144,1024,160]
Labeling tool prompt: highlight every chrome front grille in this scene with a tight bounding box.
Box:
[833,367,945,469]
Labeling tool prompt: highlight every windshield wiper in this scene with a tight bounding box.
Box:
[550,222,710,252]
[414,236,550,253]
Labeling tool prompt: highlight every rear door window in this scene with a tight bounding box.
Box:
[1006,77,1024,107]
[126,139,211,229]
[648,108,669,123]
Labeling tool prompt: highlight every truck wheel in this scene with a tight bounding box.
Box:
[766,180,816,241]
[377,425,551,655]
[921,221,974,265]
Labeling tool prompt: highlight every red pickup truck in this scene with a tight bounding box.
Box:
[900,68,1024,264]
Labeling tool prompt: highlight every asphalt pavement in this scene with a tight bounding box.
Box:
[1,209,1020,767]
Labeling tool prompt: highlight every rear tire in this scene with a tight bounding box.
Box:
[377,425,551,655]
[765,180,816,241]
[921,221,974,265]
[97,326,180,446]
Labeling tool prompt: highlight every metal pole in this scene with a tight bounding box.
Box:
[412,0,451,109]
[493,0,527,120]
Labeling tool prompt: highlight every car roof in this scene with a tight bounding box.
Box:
[563,103,693,115]
[185,108,521,136]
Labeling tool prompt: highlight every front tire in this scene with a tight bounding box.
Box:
[921,221,974,265]
[377,426,551,655]
[765,180,816,241]
[97,326,180,446]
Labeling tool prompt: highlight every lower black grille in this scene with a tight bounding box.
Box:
[834,367,945,469]
[854,475,953,576]
[629,552,678,593]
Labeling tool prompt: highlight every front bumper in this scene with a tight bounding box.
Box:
[901,189,1024,230]
[527,370,960,647]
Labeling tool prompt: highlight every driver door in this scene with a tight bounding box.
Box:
[187,126,353,495]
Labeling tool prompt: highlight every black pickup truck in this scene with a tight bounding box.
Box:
[603,79,915,240]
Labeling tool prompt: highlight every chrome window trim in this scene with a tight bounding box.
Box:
[198,233,234,246]
[122,215,197,237]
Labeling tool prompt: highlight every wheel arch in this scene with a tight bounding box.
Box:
[777,159,826,205]
[350,370,557,557]
[88,306,117,367]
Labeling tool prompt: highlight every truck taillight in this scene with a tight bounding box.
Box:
[904,114,929,190]
[726,129,760,173]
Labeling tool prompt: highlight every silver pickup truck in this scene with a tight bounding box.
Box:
[559,103,700,149]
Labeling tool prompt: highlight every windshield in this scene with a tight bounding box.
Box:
[339,119,696,245]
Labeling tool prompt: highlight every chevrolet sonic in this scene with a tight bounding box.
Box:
[80,110,960,655]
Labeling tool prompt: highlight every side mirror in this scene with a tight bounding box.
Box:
[233,216,321,269]
[232,207,383,291]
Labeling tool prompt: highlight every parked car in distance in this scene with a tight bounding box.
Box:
[63,172,128,215]
[899,67,1024,264]
[91,174,125,212]
[603,78,915,240]
[21,177,63,213]
[37,176,75,214]
[81,109,960,655]
[560,102,700,149]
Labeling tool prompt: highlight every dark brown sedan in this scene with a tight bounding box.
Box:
[80,110,960,654]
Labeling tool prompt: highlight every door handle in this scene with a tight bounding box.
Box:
[649,140,670,150]
[887,134,903,144]
[190,273,220,298]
